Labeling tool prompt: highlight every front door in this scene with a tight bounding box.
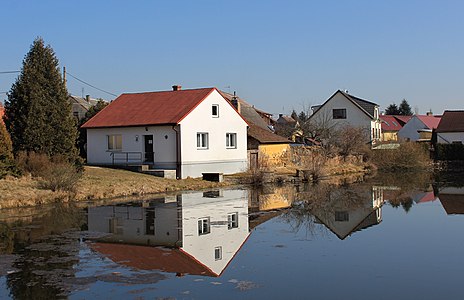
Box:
[144,135,154,163]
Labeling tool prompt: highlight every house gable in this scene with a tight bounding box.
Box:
[309,90,376,127]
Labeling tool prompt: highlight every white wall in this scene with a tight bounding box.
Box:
[437,132,464,144]
[180,189,250,276]
[398,116,425,141]
[86,125,176,167]
[311,92,381,141]
[179,89,248,178]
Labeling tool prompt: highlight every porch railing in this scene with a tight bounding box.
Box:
[110,151,143,165]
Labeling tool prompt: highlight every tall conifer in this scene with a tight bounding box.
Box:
[4,37,78,158]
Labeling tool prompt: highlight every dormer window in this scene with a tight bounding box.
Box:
[212,104,219,117]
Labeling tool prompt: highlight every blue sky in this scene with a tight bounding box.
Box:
[1,0,463,116]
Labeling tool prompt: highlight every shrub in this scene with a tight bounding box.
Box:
[16,151,82,192]
[249,154,271,185]
[291,146,326,182]
[39,162,82,192]
[372,142,431,171]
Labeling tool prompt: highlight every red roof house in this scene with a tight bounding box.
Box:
[398,114,442,141]
[82,86,248,179]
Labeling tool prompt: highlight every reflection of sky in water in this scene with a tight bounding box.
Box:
[1,175,464,299]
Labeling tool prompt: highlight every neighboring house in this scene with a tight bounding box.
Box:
[380,115,406,142]
[69,95,100,121]
[397,114,441,142]
[308,90,382,143]
[88,189,250,277]
[82,86,248,179]
[435,110,464,144]
[219,91,290,168]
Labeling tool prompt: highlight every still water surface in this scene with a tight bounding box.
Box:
[1,172,464,299]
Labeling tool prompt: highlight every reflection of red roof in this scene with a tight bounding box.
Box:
[439,194,464,214]
[415,192,437,203]
[380,115,403,131]
[416,115,441,129]
[82,88,233,128]
[436,110,464,133]
[90,242,218,277]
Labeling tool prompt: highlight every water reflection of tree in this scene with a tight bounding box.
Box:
[5,203,85,299]
[372,171,433,212]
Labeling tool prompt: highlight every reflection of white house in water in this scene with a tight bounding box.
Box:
[312,186,384,240]
[438,187,464,215]
[88,189,249,277]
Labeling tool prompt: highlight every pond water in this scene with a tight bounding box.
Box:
[1,171,464,299]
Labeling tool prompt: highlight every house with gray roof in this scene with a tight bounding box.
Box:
[308,90,382,144]
[68,94,101,121]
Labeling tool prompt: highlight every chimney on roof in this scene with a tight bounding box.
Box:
[279,113,283,118]
[172,85,182,91]
[85,95,90,102]
[231,91,241,113]
[426,111,433,116]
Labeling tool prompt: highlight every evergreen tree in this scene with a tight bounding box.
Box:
[4,37,78,159]
[399,99,413,116]
[298,111,308,123]
[291,110,299,121]
[385,103,400,115]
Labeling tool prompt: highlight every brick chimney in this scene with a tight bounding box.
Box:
[231,91,241,113]
[426,110,433,116]
[172,85,182,91]
[85,95,90,102]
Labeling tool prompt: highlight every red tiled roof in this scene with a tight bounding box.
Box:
[392,115,412,126]
[436,110,464,133]
[90,242,218,277]
[380,115,403,131]
[416,115,441,129]
[82,88,216,128]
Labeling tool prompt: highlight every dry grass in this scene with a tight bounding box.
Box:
[0,166,227,209]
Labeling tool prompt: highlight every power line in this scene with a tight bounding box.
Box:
[0,71,20,74]
[65,71,118,97]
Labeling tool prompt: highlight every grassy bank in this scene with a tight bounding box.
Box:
[0,166,227,209]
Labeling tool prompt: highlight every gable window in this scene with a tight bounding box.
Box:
[107,134,122,151]
[214,246,222,260]
[333,109,346,119]
[228,212,239,229]
[226,133,237,149]
[335,211,349,222]
[198,217,211,235]
[197,133,209,149]
[212,104,219,117]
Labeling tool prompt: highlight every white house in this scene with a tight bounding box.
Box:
[82,86,248,179]
[397,114,441,142]
[88,189,250,277]
[309,90,382,143]
[435,110,464,144]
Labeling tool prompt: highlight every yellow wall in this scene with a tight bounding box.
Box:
[382,131,398,142]
[258,144,290,167]
[419,131,432,140]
